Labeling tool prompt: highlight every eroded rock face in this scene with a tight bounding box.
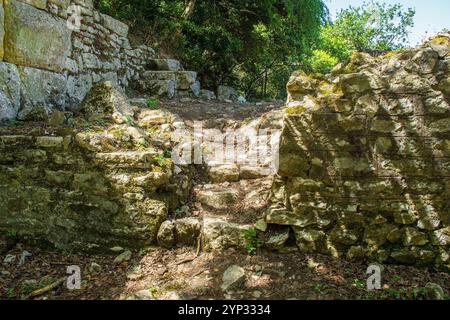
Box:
[267,34,450,269]
[67,74,93,107]
[0,134,170,252]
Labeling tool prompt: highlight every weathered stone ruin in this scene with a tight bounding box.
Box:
[266,35,450,269]
[0,0,448,271]
[0,81,194,251]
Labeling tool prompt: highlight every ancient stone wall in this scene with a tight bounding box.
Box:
[266,35,450,268]
[0,82,193,252]
[0,0,155,122]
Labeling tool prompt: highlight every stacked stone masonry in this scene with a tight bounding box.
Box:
[0,82,194,251]
[0,0,157,121]
[266,34,450,269]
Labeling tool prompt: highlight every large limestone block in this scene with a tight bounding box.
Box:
[4,0,72,73]
[174,218,202,246]
[197,189,238,210]
[139,79,176,99]
[0,62,21,121]
[177,71,197,90]
[202,218,251,251]
[157,221,175,249]
[18,66,68,120]
[208,164,240,183]
[81,81,134,124]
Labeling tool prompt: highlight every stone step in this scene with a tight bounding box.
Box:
[142,70,177,81]
[148,59,182,72]
[207,164,240,183]
[202,217,252,252]
[156,216,252,252]
[157,217,202,249]
[142,71,198,90]
[193,179,272,215]
[196,188,239,210]
[207,164,274,183]
[156,214,295,253]
[202,215,296,253]
[239,166,274,179]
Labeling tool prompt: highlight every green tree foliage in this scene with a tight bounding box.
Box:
[94,0,328,99]
[308,1,415,73]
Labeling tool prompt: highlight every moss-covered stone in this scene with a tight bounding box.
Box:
[329,225,360,246]
[394,211,418,225]
[0,95,184,253]
[347,246,368,261]
[265,227,290,250]
[3,0,71,73]
[403,228,429,246]
[293,227,326,253]
[363,224,396,247]
[174,218,201,246]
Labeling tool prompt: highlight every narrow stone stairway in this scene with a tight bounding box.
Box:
[127,57,296,255]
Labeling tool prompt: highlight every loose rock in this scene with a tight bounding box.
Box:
[221,265,246,292]
[114,250,132,264]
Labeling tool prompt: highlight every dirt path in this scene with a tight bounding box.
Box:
[1,244,449,300]
[1,98,449,300]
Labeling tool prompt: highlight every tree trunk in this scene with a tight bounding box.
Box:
[263,69,268,96]
[183,0,196,18]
